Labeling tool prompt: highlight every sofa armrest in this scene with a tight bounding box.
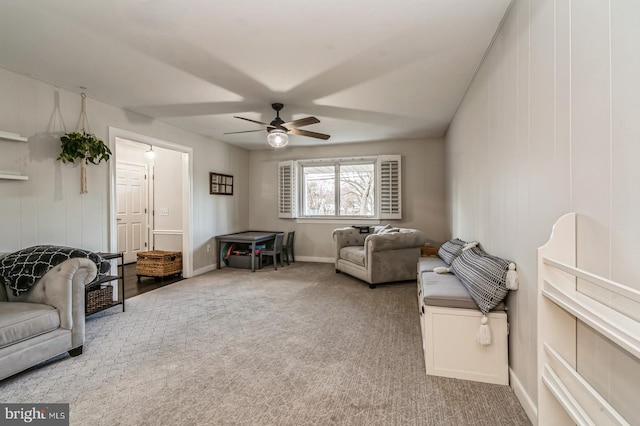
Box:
[333,227,372,267]
[365,229,427,252]
[16,258,97,347]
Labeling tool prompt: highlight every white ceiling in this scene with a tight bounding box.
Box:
[0,0,511,150]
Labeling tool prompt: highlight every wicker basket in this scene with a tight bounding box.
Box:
[86,285,114,313]
[136,250,182,277]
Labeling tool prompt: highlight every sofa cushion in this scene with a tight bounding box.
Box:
[449,247,510,314]
[340,246,366,267]
[0,302,60,349]
[438,238,467,265]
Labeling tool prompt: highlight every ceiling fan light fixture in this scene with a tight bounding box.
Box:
[267,129,288,148]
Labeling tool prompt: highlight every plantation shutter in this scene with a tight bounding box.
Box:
[378,155,401,219]
[278,160,297,218]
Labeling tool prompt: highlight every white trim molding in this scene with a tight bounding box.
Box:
[193,263,217,276]
[295,256,334,264]
[510,368,537,425]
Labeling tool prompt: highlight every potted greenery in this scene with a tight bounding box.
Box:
[57,131,111,165]
[56,92,112,194]
[57,131,111,194]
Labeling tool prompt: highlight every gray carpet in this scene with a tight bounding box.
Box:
[1,262,531,425]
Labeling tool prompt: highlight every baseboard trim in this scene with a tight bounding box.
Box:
[295,256,334,264]
[193,263,217,277]
[191,258,333,275]
[509,367,537,425]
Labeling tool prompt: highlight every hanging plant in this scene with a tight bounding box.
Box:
[57,131,111,165]
[57,92,111,194]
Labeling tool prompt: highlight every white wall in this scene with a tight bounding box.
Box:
[151,146,184,252]
[248,138,448,262]
[0,67,250,273]
[447,0,640,422]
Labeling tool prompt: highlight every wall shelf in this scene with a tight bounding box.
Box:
[538,213,640,424]
[0,172,28,181]
[0,131,28,142]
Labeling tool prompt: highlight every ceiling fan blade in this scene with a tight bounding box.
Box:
[223,129,266,135]
[289,128,331,140]
[233,116,273,127]
[282,116,320,129]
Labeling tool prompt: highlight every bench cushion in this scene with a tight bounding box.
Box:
[418,257,448,272]
[339,246,365,267]
[421,272,505,311]
[421,272,479,310]
[0,302,60,349]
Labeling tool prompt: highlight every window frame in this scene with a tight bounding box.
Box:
[277,155,401,221]
[298,158,377,219]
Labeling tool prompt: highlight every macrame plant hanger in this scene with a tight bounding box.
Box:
[46,90,67,137]
[76,91,91,194]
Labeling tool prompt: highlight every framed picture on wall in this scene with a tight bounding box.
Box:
[210,172,234,195]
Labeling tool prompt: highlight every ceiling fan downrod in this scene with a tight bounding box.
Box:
[269,103,285,130]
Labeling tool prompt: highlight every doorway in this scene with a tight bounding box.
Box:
[116,161,149,264]
[108,127,193,280]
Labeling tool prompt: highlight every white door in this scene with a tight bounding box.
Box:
[116,162,149,264]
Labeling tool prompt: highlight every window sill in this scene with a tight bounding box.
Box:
[295,218,381,225]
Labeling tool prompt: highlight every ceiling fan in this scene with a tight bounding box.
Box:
[224,103,330,147]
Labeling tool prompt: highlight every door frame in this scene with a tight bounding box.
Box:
[108,127,194,278]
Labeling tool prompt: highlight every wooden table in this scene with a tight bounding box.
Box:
[215,231,282,272]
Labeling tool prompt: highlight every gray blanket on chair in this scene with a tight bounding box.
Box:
[0,245,110,296]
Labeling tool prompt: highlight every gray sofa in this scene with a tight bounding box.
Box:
[333,225,428,288]
[0,257,97,381]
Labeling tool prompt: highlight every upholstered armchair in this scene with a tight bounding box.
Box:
[333,226,427,288]
[0,257,97,380]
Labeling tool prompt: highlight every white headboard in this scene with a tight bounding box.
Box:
[537,212,640,425]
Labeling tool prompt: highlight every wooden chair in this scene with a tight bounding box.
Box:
[283,231,295,265]
[260,233,284,270]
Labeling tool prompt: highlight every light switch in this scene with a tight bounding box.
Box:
[160,208,169,216]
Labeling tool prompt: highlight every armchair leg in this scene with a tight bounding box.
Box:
[68,346,83,357]
[369,284,377,289]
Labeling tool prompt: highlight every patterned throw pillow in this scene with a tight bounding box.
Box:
[378,227,400,234]
[0,245,110,296]
[438,238,467,265]
[376,224,393,234]
[449,246,510,314]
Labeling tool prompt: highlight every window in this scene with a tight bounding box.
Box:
[301,162,375,217]
[278,155,401,220]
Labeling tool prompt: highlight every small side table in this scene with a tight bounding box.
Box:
[85,252,125,316]
[420,246,440,257]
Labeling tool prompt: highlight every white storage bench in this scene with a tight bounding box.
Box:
[417,256,509,385]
